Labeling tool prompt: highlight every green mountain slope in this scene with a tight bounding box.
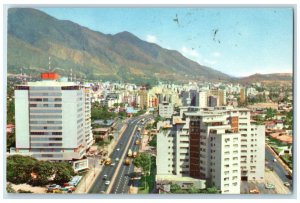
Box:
[8,8,233,83]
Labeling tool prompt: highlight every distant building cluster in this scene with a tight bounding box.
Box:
[9,71,293,194]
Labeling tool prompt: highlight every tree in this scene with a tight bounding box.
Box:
[53,162,74,185]
[108,135,114,142]
[134,152,152,189]
[31,161,55,186]
[118,111,126,118]
[266,108,277,120]
[153,116,164,128]
[134,152,151,173]
[199,187,220,194]
[7,132,15,151]
[145,123,152,130]
[7,99,15,124]
[170,184,181,193]
[188,186,199,194]
[207,187,218,193]
[7,155,38,184]
[149,135,157,147]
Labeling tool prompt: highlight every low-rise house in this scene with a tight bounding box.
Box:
[93,128,110,142]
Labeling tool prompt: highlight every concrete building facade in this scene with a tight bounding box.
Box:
[158,102,174,119]
[14,75,92,162]
[156,106,265,194]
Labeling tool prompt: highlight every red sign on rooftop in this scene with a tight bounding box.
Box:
[41,72,59,80]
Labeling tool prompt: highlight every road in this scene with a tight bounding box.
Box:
[110,128,140,194]
[265,146,293,192]
[88,115,152,194]
[110,120,149,194]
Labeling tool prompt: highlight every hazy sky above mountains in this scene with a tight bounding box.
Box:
[39,7,293,77]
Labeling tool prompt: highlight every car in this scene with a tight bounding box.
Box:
[116,148,120,151]
[286,174,292,180]
[283,182,290,187]
[115,158,120,162]
[265,183,275,189]
[249,189,259,194]
[47,184,61,192]
[105,181,111,185]
[103,174,108,180]
[111,162,116,166]
[273,159,277,162]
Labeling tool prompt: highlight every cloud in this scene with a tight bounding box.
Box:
[203,59,217,65]
[180,46,200,58]
[211,52,221,57]
[179,46,218,67]
[146,35,157,43]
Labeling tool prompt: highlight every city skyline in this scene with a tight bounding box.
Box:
[38,7,293,77]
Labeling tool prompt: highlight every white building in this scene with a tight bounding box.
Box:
[156,106,265,194]
[158,102,174,119]
[13,73,93,164]
[196,91,208,108]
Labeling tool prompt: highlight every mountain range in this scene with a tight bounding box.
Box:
[7,8,292,84]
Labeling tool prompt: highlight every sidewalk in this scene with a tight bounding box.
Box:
[75,165,102,193]
[74,123,128,194]
[265,169,291,194]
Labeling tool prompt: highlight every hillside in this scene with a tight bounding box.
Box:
[7,8,233,84]
[240,73,293,84]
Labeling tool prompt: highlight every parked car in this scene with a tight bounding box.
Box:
[103,174,108,180]
[265,183,275,189]
[283,182,290,187]
[105,180,111,185]
[115,158,120,162]
[249,189,259,194]
[111,162,116,166]
[47,184,61,192]
[61,186,75,192]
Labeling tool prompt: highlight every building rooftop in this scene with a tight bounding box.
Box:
[26,80,77,87]
[156,175,206,182]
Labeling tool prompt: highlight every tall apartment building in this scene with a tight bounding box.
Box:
[138,89,148,109]
[157,113,195,176]
[240,88,246,104]
[187,112,241,194]
[210,89,226,106]
[83,85,93,149]
[196,91,208,108]
[156,106,265,194]
[208,95,218,107]
[14,73,93,163]
[158,102,174,119]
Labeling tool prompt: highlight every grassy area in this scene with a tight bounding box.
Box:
[281,154,293,169]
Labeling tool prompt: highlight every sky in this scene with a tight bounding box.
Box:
[38,7,293,77]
